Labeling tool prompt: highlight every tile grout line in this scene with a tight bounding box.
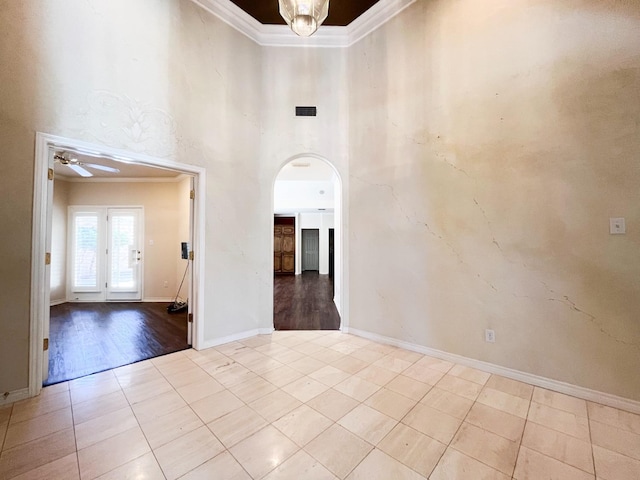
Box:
[427,365,483,478]
[509,382,535,480]
[68,386,82,480]
[586,400,597,479]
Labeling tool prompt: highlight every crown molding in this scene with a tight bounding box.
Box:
[191,0,416,48]
[346,0,416,46]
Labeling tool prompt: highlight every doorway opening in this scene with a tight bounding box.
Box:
[30,133,206,395]
[272,155,343,331]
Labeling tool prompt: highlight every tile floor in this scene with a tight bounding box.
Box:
[0,330,639,479]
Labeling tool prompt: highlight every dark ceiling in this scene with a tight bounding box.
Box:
[229,0,381,26]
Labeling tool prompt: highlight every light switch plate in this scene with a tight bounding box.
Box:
[610,217,626,235]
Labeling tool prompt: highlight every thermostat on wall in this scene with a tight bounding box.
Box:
[181,242,190,259]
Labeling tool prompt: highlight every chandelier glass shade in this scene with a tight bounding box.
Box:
[278,0,330,37]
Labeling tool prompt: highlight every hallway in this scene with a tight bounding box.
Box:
[274,272,340,330]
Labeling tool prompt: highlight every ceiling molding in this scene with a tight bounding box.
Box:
[191,0,416,48]
[346,0,416,46]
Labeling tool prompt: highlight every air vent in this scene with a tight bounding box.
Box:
[296,106,317,117]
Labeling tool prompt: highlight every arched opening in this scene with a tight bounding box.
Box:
[272,154,344,331]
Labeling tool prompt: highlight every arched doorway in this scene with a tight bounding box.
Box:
[272,154,344,331]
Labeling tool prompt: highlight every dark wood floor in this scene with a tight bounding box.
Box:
[274,272,341,330]
[46,302,189,386]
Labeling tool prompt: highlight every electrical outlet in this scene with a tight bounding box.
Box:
[163,281,168,288]
[485,329,496,343]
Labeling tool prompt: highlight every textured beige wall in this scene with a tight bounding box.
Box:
[348,0,640,400]
[66,181,185,300]
[0,0,263,393]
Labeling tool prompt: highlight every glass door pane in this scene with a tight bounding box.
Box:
[107,208,142,300]
[68,207,106,301]
[73,213,99,289]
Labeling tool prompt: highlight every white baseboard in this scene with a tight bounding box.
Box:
[346,327,640,415]
[198,327,275,351]
[143,297,176,303]
[0,388,30,406]
[50,299,66,307]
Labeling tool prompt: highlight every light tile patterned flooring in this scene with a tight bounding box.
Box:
[1,330,639,479]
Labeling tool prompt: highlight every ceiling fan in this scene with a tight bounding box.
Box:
[54,152,120,177]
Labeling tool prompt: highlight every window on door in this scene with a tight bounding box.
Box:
[68,206,143,301]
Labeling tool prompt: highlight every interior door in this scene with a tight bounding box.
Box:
[187,177,194,346]
[281,225,295,273]
[274,225,283,273]
[43,150,55,382]
[302,229,320,271]
[106,208,143,301]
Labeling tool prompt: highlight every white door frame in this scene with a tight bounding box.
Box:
[30,132,206,397]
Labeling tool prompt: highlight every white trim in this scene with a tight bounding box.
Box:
[0,388,30,406]
[30,135,50,397]
[31,132,206,399]
[57,175,188,183]
[197,328,274,350]
[190,0,416,48]
[346,0,416,46]
[346,327,640,415]
[59,298,180,303]
[50,299,66,307]
[198,328,261,350]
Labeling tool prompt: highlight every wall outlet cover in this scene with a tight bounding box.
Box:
[485,329,496,343]
[610,217,626,235]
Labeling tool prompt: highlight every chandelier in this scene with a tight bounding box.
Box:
[278,0,330,37]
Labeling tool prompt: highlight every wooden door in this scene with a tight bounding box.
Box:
[274,225,283,273]
[274,218,295,274]
[281,226,295,273]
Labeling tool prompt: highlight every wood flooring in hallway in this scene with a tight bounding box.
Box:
[46,302,189,386]
[274,272,341,330]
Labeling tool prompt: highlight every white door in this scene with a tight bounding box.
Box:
[106,208,143,301]
[43,150,55,382]
[187,178,194,346]
[68,206,143,301]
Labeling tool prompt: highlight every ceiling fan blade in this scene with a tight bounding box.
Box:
[68,164,93,177]
[83,163,120,173]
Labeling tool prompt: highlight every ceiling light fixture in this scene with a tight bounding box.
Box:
[278,0,329,37]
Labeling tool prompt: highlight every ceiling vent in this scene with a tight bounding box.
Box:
[296,106,317,117]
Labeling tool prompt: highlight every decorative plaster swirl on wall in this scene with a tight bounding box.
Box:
[85,91,178,157]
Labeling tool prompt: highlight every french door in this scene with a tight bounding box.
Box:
[68,206,143,301]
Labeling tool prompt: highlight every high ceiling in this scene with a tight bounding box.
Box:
[228,0,381,26]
